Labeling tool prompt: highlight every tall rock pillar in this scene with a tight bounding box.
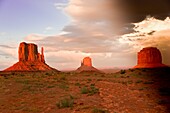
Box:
[82,57,92,67]
[41,47,45,63]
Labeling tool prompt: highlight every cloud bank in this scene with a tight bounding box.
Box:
[24,0,170,70]
[121,17,170,65]
[24,0,134,70]
[121,17,170,47]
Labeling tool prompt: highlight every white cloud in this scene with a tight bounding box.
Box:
[24,1,170,69]
[44,50,135,70]
[0,42,18,70]
[25,34,46,41]
[65,0,125,34]
[43,26,54,33]
[45,26,53,31]
[54,3,67,10]
[26,0,128,53]
[121,17,170,47]
[122,17,170,39]
[45,50,90,70]
[0,32,7,36]
[23,0,136,69]
[120,17,170,65]
[133,17,170,33]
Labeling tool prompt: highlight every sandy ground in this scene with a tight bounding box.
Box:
[0,68,170,113]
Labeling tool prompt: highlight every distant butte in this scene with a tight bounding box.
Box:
[134,47,167,68]
[4,42,57,72]
[76,57,101,73]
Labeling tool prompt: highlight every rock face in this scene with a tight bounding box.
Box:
[18,42,45,62]
[82,57,92,67]
[76,57,100,73]
[4,42,57,71]
[134,47,167,68]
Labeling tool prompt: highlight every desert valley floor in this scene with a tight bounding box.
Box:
[0,68,170,113]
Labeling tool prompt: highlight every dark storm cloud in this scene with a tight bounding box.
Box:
[121,0,170,23]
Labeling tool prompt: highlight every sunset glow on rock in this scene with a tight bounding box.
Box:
[0,1,170,113]
[82,57,92,67]
[76,57,100,73]
[4,42,56,71]
[134,47,167,68]
[19,42,45,62]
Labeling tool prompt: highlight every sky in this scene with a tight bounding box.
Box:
[0,0,170,70]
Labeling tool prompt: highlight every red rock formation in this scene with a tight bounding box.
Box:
[134,47,167,68]
[4,42,57,72]
[4,61,54,71]
[76,57,101,73]
[41,47,45,63]
[82,57,92,67]
[18,42,45,62]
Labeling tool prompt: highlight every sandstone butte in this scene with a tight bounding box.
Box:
[4,42,57,72]
[76,57,101,73]
[134,47,167,68]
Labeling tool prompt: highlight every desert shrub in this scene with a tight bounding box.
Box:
[92,108,108,113]
[16,79,30,84]
[113,75,119,78]
[97,79,102,81]
[45,72,50,76]
[53,77,58,80]
[90,84,95,86]
[47,85,56,88]
[121,81,127,85]
[94,73,98,76]
[87,78,92,81]
[78,105,90,110]
[135,80,143,84]
[56,96,74,108]
[127,80,133,84]
[81,85,99,95]
[120,70,126,74]
[59,75,66,80]
[129,69,134,72]
[58,83,69,90]
[4,75,9,79]
[138,87,148,91]
[11,72,15,75]
[89,85,99,95]
[84,73,90,76]
[81,86,89,94]
[100,74,105,77]
[75,82,81,87]
[22,107,40,112]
